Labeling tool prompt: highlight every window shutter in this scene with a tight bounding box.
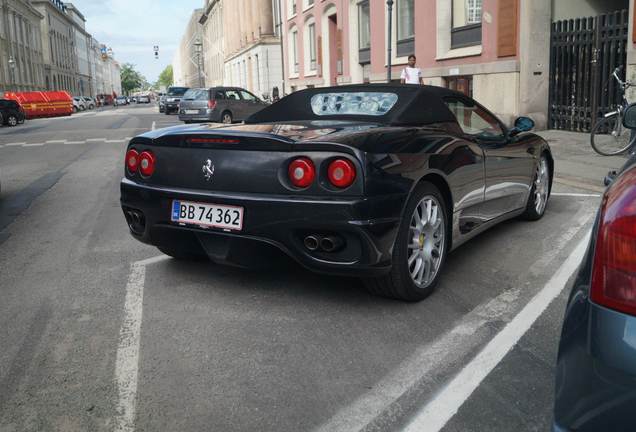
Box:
[497,0,518,57]
[317,35,322,75]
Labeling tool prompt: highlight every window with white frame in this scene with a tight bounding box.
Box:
[304,0,314,9]
[451,0,482,48]
[290,0,297,16]
[358,1,370,51]
[396,0,414,57]
[289,27,299,75]
[307,21,317,71]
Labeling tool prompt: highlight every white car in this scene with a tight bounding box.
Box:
[72,97,86,112]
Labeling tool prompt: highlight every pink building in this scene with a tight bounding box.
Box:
[280,0,636,130]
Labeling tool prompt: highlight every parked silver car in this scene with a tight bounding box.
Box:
[178,87,268,124]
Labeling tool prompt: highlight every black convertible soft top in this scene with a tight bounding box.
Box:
[246,84,465,126]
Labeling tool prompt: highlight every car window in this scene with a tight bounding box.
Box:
[215,91,226,100]
[183,89,209,100]
[167,87,189,96]
[225,90,240,100]
[240,90,257,102]
[444,98,504,139]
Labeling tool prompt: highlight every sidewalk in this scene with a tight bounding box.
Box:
[536,130,628,193]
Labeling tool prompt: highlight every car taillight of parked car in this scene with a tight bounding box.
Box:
[126,149,139,173]
[327,159,356,188]
[288,158,315,188]
[139,151,156,177]
[591,167,636,316]
[208,100,217,110]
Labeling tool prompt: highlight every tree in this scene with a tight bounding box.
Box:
[120,63,145,95]
[157,65,173,89]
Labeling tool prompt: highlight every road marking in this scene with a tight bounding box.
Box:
[105,139,126,143]
[86,138,107,142]
[151,121,156,131]
[554,176,605,193]
[23,143,45,147]
[552,192,601,197]
[403,232,590,432]
[313,203,595,432]
[64,141,85,145]
[46,140,66,144]
[114,255,170,432]
[4,142,26,146]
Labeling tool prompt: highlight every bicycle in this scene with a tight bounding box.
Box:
[590,66,636,156]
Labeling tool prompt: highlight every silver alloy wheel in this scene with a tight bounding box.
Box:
[7,116,17,127]
[534,157,550,215]
[407,196,445,289]
[222,113,232,124]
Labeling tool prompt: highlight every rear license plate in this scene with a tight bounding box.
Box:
[185,110,199,114]
[171,200,243,231]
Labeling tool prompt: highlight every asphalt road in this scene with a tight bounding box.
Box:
[0,104,601,432]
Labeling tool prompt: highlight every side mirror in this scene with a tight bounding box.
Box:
[509,116,535,137]
[623,103,636,129]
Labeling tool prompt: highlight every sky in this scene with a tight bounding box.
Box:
[69,0,203,83]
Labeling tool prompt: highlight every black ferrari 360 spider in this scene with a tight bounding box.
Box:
[121,84,553,301]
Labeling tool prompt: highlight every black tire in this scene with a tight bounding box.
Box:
[157,246,207,261]
[364,182,449,302]
[73,106,78,113]
[222,111,233,124]
[590,114,632,156]
[522,154,551,221]
[165,109,171,115]
[6,115,18,127]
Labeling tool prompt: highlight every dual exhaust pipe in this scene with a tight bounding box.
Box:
[304,234,344,253]
[124,208,146,234]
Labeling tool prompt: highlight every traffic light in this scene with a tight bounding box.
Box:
[153,45,159,60]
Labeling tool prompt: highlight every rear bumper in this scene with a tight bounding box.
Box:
[178,110,220,122]
[554,297,636,431]
[120,178,406,276]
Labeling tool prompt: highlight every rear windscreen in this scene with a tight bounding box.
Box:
[167,87,189,96]
[183,89,209,100]
[310,92,398,116]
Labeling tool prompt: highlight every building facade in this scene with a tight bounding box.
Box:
[0,0,46,93]
[174,8,205,88]
[31,0,80,94]
[65,2,91,95]
[223,0,282,99]
[280,0,636,128]
[199,0,224,87]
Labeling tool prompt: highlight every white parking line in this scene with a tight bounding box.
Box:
[23,143,45,147]
[105,139,126,143]
[46,140,66,144]
[114,255,169,432]
[86,138,107,142]
[403,232,590,432]
[151,121,156,131]
[552,192,601,197]
[64,141,85,145]
[313,204,595,432]
[4,142,26,146]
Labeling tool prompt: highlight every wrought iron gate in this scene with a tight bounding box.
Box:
[549,10,629,132]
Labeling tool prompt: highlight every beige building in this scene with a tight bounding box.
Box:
[223,0,282,99]
[31,0,79,93]
[199,0,224,87]
[0,0,46,92]
[174,8,205,88]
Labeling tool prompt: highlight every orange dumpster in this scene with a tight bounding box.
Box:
[3,91,73,119]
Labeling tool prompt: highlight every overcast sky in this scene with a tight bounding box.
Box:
[69,0,203,82]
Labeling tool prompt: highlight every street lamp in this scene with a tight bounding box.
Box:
[387,0,394,83]
[8,56,16,90]
[194,38,204,88]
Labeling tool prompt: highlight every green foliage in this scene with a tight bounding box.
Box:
[120,63,146,95]
[157,65,174,88]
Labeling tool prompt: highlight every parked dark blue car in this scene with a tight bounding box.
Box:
[554,109,636,431]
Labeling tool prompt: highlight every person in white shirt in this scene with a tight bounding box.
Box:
[400,55,424,85]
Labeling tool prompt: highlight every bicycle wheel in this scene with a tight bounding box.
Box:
[591,114,633,156]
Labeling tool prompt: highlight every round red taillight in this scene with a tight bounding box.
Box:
[327,159,356,188]
[288,158,315,188]
[139,151,156,177]
[126,149,139,173]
